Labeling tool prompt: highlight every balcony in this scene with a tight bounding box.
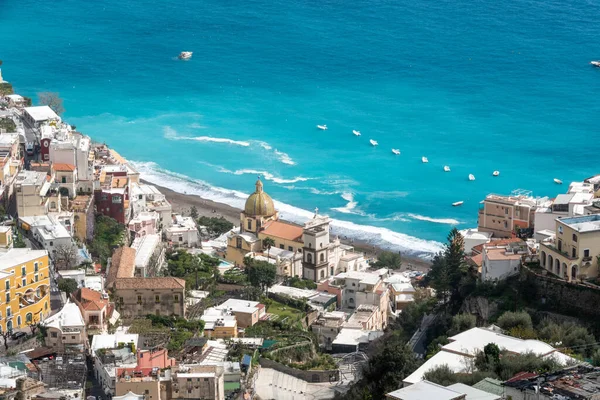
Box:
[582,256,593,262]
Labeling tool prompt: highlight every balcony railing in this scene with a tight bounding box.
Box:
[582,256,593,262]
[541,243,578,260]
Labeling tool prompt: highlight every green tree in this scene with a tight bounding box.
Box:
[537,318,597,357]
[197,216,234,237]
[57,278,78,296]
[496,311,533,331]
[190,206,199,220]
[449,313,476,336]
[0,118,16,133]
[14,230,26,248]
[484,343,500,365]
[262,237,275,259]
[37,92,65,115]
[246,259,277,292]
[373,251,402,269]
[423,364,458,386]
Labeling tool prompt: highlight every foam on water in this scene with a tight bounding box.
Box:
[407,214,460,225]
[133,161,443,257]
[163,126,251,147]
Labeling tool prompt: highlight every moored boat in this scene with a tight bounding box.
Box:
[370,139,378,146]
[452,201,464,207]
[591,61,600,67]
[554,178,563,184]
[422,157,428,163]
[317,124,328,130]
[178,51,193,60]
[443,165,450,172]
[493,170,500,176]
[352,130,361,136]
[392,148,400,155]
[468,174,476,181]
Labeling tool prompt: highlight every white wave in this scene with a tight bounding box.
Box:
[408,213,460,225]
[163,126,250,147]
[132,161,444,257]
[332,192,362,215]
[257,141,272,150]
[216,167,311,184]
[273,149,295,165]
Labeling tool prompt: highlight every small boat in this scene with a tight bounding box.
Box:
[493,170,500,176]
[352,130,361,136]
[422,157,429,163]
[370,139,378,146]
[391,149,400,155]
[468,174,476,181]
[443,165,451,172]
[317,125,328,130]
[452,201,464,207]
[554,178,563,184]
[178,51,193,60]
[591,61,600,67]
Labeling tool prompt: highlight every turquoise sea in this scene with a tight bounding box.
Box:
[2,0,600,257]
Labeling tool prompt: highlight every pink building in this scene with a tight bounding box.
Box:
[317,279,343,306]
[128,211,159,238]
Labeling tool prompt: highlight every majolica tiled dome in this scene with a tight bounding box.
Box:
[244,179,276,217]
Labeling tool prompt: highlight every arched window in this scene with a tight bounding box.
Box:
[236,237,242,249]
[320,253,325,262]
[6,321,12,332]
[307,253,313,264]
[308,243,312,248]
[247,219,252,230]
[17,316,21,327]
[25,313,32,323]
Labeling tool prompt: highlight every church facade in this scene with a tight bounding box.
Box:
[226,179,369,282]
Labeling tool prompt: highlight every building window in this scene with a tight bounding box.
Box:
[51,332,57,338]
[503,221,508,229]
[6,308,11,317]
[584,249,590,258]
[112,196,122,204]
[558,240,562,252]
[26,313,32,323]
[155,295,160,303]
[320,253,325,262]
[34,262,39,273]
[137,295,142,304]
[308,243,312,248]
[49,241,53,247]
[330,266,334,275]
[307,253,313,264]
[21,266,26,276]
[558,226,563,234]
[119,297,124,304]
[573,234,578,242]
[4,281,8,291]
[572,248,577,258]
[247,219,252,230]
[174,295,179,302]
[320,270,324,279]
[21,278,26,287]
[61,176,67,183]
[288,246,293,252]
[35,274,38,282]
[71,335,75,339]
[279,244,284,249]
[17,316,21,327]
[236,237,242,249]
[505,208,508,215]
[5,293,9,303]
[178,236,183,242]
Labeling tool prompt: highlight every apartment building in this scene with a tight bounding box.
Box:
[0,248,50,332]
[14,170,52,217]
[478,192,538,238]
[540,215,600,282]
[172,365,225,400]
[43,300,86,352]
[113,277,186,318]
[68,195,95,242]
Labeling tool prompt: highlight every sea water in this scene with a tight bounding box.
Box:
[1,0,600,257]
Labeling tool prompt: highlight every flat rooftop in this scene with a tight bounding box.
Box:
[24,106,59,122]
[560,215,600,233]
[14,170,48,186]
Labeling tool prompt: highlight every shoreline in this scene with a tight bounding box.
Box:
[144,179,433,271]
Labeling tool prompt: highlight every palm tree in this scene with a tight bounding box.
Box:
[263,237,276,259]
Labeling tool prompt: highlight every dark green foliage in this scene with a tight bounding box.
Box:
[165,250,220,289]
[339,332,420,400]
[13,230,26,248]
[88,215,125,266]
[287,276,317,290]
[0,83,13,96]
[484,343,500,364]
[426,336,449,359]
[197,216,233,237]
[57,278,78,296]
[394,291,436,338]
[0,118,16,132]
[537,318,597,357]
[220,268,247,285]
[448,313,476,336]
[141,315,204,352]
[245,258,277,292]
[496,311,533,331]
[373,251,402,269]
[424,365,497,386]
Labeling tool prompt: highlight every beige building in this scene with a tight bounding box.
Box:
[68,194,95,242]
[52,163,77,198]
[540,215,600,282]
[172,365,225,400]
[478,193,538,238]
[14,170,52,217]
[114,277,186,318]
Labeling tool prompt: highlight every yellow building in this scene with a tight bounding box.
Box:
[0,248,50,332]
[540,215,600,282]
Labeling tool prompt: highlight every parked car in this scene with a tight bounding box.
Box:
[11,331,26,340]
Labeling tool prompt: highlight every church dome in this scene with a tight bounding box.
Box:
[244,179,276,217]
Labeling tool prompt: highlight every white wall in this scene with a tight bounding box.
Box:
[481,257,521,281]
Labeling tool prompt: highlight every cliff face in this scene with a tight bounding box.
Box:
[460,296,499,325]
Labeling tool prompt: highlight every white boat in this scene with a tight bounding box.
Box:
[178,51,193,60]
[443,165,451,172]
[370,139,378,146]
[493,170,500,176]
[392,149,400,155]
[452,201,464,207]
[468,174,476,181]
[422,157,429,163]
[317,124,328,130]
[591,61,600,67]
[352,130,361,136]
[554,178,563,184]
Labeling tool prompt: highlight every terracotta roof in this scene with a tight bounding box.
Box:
[506,371,538,383]
[106,247,136,286]
[53,163,76,172]
[471,238,523,254]
[468,253,483,268]
[262,220,303,242]
[114,277,186,290]
[73,287,108,311]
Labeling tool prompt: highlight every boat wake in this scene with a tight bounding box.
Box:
[132,161,444,257]
[407,213,460,225]
[217,167,311,184]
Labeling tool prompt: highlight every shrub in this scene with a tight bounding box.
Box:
[449,313,476,336]
[496,311,533,331]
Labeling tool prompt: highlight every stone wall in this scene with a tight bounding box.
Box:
[258,358,339,383]
[522,266,600,318]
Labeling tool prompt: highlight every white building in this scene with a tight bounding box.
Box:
[403,327,576,386]
[43,300,87,352]
[386,380,500,400]
[480,241,526,282]
[91,330,139,396]
[23,106,60,128]
[130,183,172,228]
[20,215,77,262]
[166,214,199,247]
[49,134,93,190]
[130,233,163,277]
[459,228,492,254]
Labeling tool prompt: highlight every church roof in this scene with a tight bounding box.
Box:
[262,221,303,242]
[244,179,276,217]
